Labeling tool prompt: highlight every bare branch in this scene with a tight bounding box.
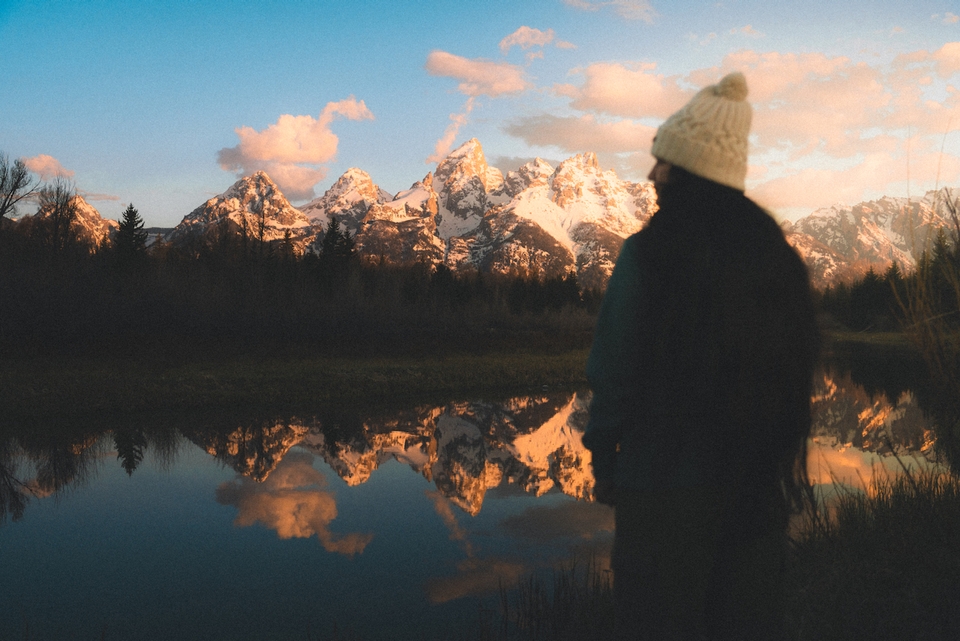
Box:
[0,152,40,221]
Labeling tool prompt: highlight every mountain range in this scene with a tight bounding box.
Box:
[18,139,960,289]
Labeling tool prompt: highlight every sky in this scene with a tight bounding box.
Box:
[2,0,960,226]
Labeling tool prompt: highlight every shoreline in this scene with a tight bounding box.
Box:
[0,348,591,423]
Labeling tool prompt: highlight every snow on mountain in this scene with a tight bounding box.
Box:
[447,151,656,289]
[22,194,118,249]
[166,171,314,251]
[353,172,446,265]
[299,167,391,236]
[432,138,509,240]
[70,195,118,248]
[783,188,959,286]
[165,141,960,290]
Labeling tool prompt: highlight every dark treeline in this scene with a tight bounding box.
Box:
[818,228,960,332]
[0,201,599,358]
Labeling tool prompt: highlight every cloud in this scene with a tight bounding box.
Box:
[23,154,74,180]
[499,501,614,541]
[491,155,563,174]
[427,100,475,164]
[563,0,656,23]
[558,62,692,119]
[425,50,531,164]
[216,97,374,201]
[79,191,120,202]
[424,558,528,603]
[505,114,657,154]
[499,26,555,55]
[945,13,960,25]
[730,24,763,38]
[506,43,960,210]
[425,51,530,98]
[215,452,373,557]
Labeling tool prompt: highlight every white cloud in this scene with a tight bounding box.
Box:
[563,0,656,23]
[217,97,374,200]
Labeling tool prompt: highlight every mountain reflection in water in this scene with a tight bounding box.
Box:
[0,367,950,640]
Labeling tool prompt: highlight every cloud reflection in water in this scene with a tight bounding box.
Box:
[215,451,373,556]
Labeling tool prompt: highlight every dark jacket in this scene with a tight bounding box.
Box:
[583,176,818,508]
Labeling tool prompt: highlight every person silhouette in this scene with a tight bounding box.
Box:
[583,72,819,640]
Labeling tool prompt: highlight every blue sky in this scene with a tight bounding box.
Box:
[3,0,960,225]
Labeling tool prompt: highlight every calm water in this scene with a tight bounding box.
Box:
[0,367,947,640]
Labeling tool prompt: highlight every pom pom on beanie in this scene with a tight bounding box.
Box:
[651,71,752,191]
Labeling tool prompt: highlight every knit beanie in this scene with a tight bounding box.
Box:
[650,72,751,191]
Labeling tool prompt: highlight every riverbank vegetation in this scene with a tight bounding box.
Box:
[485,466,960,641]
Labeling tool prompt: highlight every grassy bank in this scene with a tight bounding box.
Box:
[0,348,591,422]
[488,468,960,641]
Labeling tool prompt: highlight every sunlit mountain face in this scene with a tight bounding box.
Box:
[0,366,950,640]
[29,138,957,292]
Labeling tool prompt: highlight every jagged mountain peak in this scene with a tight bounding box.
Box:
[503,159,555,197]
[28,193,118,248]
[300,167,390,233]
[222,170,281,198]
[555,152,600,175]
[435,138,503,194]
[166,171,312,250]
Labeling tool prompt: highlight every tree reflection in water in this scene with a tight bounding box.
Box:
[0,356,953,526]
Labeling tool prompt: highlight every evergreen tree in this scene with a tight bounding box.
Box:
[115,203,148,259]
[320,217,356,269]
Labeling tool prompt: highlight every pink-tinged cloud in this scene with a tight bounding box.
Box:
[499,26,555,55]
[749,149,960,211]
[563,0,656,22]
[425,51,530,164]
[427,102,474,164]
[424,558,528,603]
[560,62,692,119]
[215,452,373,557]
[23,154,74,180]
[518,44,960,207]
[425,51,530,98]
[217,96,374,200]
[944,13,960,25]
[505,114,657,154]
[79,191,121,202]
[933,42,960,76]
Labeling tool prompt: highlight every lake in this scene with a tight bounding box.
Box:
[0,365,946,640]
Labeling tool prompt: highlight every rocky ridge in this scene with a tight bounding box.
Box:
[166,171,315,252]
[150,141,960,289]
[783,189,959,288]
